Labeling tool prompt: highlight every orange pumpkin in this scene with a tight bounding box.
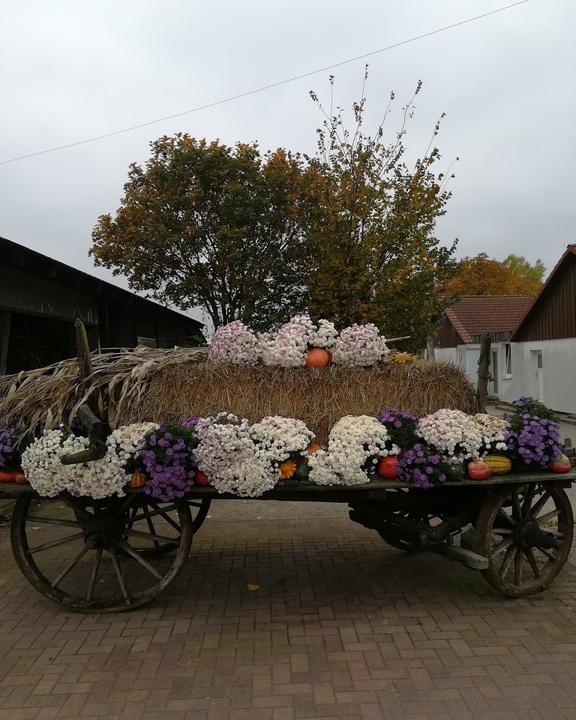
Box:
[130,471,146,489]
[307,443,322,455]
[305,348,332,368]
[14,473,28,485]
[195,470,211,486]
[377,455,398,479]
[467,460,492,481]
[279,459,297,480]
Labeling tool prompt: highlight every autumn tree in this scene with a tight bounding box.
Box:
[445,253,545,296]
[91,135,308,330]
[502,254,545,291]
[300,75,458,351]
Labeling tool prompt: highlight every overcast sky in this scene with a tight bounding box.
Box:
[1,0,574,324]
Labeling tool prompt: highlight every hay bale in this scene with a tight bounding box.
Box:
[126,360,475,443]
[0,349,475,443]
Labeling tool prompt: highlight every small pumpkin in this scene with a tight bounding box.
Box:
[130,471,146,489]
[0,470,18,483]
[14,473,28,485]
[483,454,512,475]
[307,443,322,455]
[549,454,571,473]
[305,348,332,368]
[377,455,398,479]
[467,460,492,481]
[279,458,297,480]
[195,470,211,486]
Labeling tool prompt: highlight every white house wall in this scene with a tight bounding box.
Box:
[436,345,486,388]
[437,339,576,414]
[435,347,459,367]
[509,339,576,414]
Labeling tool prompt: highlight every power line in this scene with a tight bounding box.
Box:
[0,0,530,167]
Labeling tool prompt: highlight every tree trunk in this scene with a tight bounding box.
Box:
[476,334,492,413]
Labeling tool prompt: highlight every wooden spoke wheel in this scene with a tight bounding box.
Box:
[123,496,210,557]
[11,493,193,613]
[477,482,573,597]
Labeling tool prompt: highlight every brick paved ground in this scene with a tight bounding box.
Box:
[1,513,576,720]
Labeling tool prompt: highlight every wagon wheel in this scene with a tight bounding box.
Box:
[10,493,193,613]
[123,496,210,556]
[477,482,573,598]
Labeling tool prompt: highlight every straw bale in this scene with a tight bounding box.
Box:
[0,348,475,443]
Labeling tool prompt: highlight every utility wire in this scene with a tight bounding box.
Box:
[0,0,530,166]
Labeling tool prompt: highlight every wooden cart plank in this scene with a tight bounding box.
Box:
[1,471,574,501]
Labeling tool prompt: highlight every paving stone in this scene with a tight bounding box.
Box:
[1,518,576,719]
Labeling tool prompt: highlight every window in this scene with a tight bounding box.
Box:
[503,343,512,376]
[535,350,543,369]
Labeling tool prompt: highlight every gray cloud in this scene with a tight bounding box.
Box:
[1,0,574,304]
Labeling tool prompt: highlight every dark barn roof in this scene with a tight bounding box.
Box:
[438,296,535,346]
[512,244,576,342]
[0,236,204,355]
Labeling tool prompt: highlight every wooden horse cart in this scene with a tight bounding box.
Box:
[1,323,573,612]
[1,470,574,613]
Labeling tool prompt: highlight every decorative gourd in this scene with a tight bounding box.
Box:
[549,454,571,473]
[279,458,297,480]
[130,471,146,489]
[305,348,332,368]
[377,455,398,479]
[467,460,492,481]
[483,455,512,475]
[195,470,211,485]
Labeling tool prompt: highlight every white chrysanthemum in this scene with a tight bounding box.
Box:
[250,416,314,462]
[195,413,313,497]
[417,409,483,460]
[260,315,315,367]
[69,422,159,499]
[22,423,159,499]
[310,319,338,350]
[22,430,90,497]
[208,321,261,365]
[309,415,398,486]
[473,414,510,454]
[331,324,389,367]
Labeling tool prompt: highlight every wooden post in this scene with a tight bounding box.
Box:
[426,336,435,361]
[75,319,93,382]
[476,333,492,413]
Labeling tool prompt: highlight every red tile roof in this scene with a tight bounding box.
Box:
[444,296,535,343]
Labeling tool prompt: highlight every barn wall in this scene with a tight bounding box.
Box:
[435,317,460,348]
[515,254,576,341]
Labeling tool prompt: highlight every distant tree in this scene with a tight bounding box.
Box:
[91,135,308,330]
[300,74,458,351]
[445,253,545,296]
[502,254,545,291]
